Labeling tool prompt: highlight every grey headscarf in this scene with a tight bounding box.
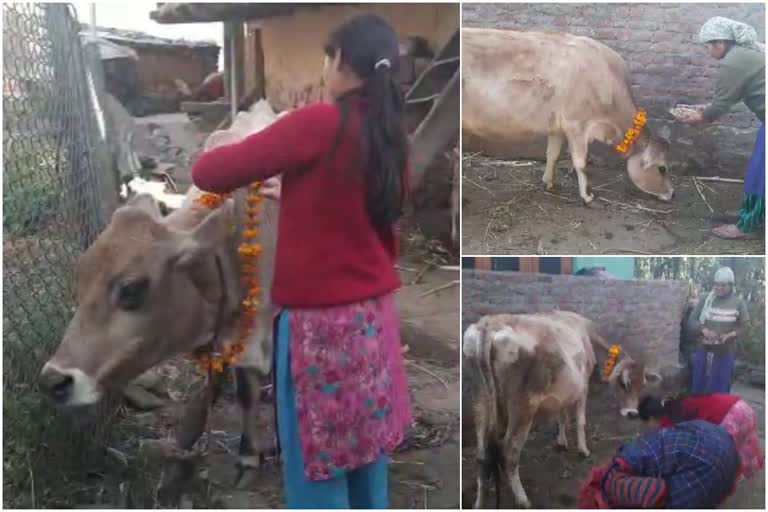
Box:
[699,16,766,53]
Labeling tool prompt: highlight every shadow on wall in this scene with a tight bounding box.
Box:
[462,2,765,177]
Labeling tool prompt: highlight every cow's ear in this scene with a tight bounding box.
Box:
[170,199,234,268]
[645,369,663,385]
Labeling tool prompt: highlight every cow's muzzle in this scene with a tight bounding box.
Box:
[620,407,639,419]
[39,363,102,406]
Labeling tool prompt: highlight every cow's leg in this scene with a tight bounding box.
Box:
[565,132,593,205]
[556,408,569,451]
[474,401,494,509]
[503,413,535,509]
[234,367,267,474]
[575,394,590,457]
[543,132,565,190]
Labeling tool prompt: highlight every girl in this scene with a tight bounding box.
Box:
[192,14,412,509]
[681,17,765,240]
[639,393,764,482]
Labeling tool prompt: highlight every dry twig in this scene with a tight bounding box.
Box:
[694,176,743,184]
[463,176,495,197]
[692,177,714,213]
[419,280,459,298]
[405,360,449,389]
[597,197,673,214]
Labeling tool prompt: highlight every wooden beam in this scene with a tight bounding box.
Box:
[561,257,573,275]
[475,257,492,271]
[519,257,538,273]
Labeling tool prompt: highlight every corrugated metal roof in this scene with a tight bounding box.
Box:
[78,24,219,49]
[150,3,349,24]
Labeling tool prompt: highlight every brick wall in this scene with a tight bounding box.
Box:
[461,270,689,433]
[462,2,765,177]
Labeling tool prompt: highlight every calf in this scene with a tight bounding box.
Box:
[463,311,661,508]
[463,28,674,205]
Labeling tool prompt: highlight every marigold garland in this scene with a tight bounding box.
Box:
[192,182,263,373]
[601,344,622,382]
[615,110,647,154]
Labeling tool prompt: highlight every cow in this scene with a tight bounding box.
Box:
[463,311,661,508]
[38,101,281,484]
[462,28,675,206]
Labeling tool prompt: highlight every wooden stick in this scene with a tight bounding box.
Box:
[692,177,714,213]
[693,176,743,184]
[463,176,495,197]
[419,280,459,297]
[405,360,449,389]
[597,197,673,214]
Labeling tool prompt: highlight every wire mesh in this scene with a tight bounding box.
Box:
[3,3,120,506]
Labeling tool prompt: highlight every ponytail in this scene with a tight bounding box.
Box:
[362,61,408,230]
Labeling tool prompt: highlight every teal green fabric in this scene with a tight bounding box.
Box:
[736,193,765,233]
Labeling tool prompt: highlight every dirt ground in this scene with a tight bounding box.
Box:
[462,155,764,256]
[461,380,765,509]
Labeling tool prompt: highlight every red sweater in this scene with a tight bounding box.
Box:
[192,98,403,307]
[659,393,741,428]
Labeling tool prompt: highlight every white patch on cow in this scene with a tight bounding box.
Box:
[42,363,103,406]
[238,455,261,469]
[462,323,481,358]
[620,407,638,417]
[494,327,537,351]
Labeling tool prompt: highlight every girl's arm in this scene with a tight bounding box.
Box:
[192,103,337,193]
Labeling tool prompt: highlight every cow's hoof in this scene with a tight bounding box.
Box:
[556,442,568,452]
[544,181,558,191]
[581,194,595,206]
[518,498,532,509]
[578,448,591,458]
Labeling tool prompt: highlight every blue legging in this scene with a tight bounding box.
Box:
[275,310,389,509]
[690,349,736,394]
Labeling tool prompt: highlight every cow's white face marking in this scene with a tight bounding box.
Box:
[41,363,103,406]
[620,407,638,417]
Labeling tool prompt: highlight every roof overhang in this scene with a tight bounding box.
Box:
[150,3,352,24]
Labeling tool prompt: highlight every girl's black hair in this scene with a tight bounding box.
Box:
[325,14,408,230]
[638,395,695,424]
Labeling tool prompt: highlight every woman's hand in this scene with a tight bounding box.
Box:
[702,327,719,341]
[720,331,737,343]
[682,111,706,125]
[260,176,281,200]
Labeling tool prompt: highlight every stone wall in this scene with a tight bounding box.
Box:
[461,270,689,435]
[462,2,765,177]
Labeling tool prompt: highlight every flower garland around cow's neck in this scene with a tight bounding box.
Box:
[615,110,647,154]
[192,182,263,373]
[602,344,622,382]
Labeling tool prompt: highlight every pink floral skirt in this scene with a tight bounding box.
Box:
[721,399,765,481]
[282,292,412,481]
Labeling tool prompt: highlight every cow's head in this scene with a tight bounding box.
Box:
[607,357,662,418]
[626,137,674,202]
[39,194,236,407]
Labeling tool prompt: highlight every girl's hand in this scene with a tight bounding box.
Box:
[260,176,281,200]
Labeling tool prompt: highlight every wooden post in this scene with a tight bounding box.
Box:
[519,257,538,273]
[475,257,492,271]
[561,257,573,275]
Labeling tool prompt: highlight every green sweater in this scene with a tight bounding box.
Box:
[690,292,750,354]
[703,45,765,123]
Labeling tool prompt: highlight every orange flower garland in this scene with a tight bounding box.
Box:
[602,344,622,382]
[192,182,263,373]
[615,110,647,154]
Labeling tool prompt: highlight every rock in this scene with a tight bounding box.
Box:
[123,384,166,410]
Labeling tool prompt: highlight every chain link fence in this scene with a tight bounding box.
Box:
[3,3,121,507]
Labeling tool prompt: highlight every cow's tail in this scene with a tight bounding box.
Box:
[464,320,503,506]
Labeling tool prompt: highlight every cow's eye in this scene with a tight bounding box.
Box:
[117,279,149,311]
[659,166,668,174]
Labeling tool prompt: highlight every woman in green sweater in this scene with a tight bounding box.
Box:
[689,266,750,394]
[681,17,765,240]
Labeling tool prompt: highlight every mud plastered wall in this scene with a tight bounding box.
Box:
[462,2,765,178]
[461,270,689,436]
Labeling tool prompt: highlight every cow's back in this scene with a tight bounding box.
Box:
[462,28,632,142]
[478,312,596,415]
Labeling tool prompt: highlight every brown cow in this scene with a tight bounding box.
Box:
[463,311,661,508]
[39,101,282,476]
[462,28,675,205]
